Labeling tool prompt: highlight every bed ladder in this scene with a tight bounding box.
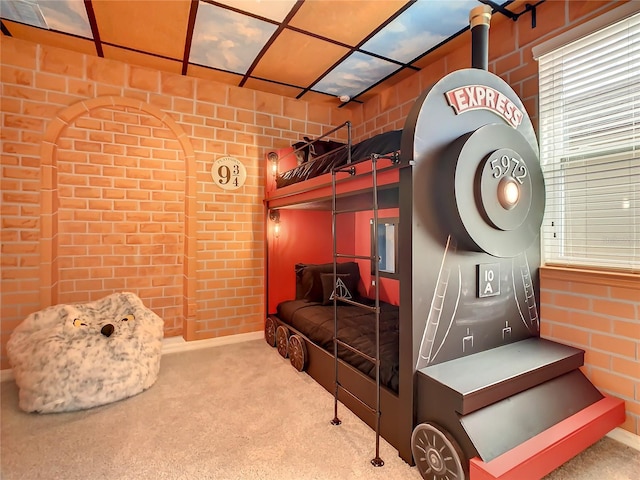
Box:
[330,145,385,468]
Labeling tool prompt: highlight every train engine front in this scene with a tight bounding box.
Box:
[399,5,624,480]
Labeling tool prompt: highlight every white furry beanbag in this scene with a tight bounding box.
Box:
[7,292,164,413]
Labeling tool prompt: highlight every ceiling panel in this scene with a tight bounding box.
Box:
[92,0,192,60]
[2,20,97,55]
[187,64,243,85]
[313,51,400,100]
[37,0,92,37]
[288,0,409,47]
[360,66,417,99]
[216,0,298,22]
[1,0,522,105]
[102,45,183,75]
[190,1,278,74]
[251,29,349,88]
[361,0,478,63]
[243,77,304,98]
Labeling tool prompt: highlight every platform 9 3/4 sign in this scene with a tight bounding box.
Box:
[211,156,247,190]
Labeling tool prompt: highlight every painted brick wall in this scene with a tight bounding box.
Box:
[0,35,354,369]
[56,106,186,335]
[540,268,640,436]
[353,0,639,436]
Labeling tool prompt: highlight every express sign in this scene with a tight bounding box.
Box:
[445,85,524,128]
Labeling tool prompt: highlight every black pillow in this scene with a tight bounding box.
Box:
[295,262,360,303]
[320,273,356,305]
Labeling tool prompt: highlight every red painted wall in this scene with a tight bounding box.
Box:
[267,209,355,312]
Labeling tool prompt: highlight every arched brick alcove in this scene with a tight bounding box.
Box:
[39,96,197,339]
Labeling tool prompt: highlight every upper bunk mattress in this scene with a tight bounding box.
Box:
[276,130,402,189]
[277,298,400,392]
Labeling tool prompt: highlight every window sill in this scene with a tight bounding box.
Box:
[540,265,640,290]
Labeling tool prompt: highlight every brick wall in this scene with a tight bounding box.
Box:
[55,106,186,335]
[0,35,354,369]
[541,268,640,436]
[354,0,639,436]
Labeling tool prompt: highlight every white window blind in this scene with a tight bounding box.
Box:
[538,11,640,273]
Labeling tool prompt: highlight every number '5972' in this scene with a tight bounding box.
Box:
[490,155,528,184]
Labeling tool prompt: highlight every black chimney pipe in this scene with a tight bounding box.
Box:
[470,5,492,70]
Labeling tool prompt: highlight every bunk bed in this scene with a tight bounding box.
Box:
[276,129,402,188]
[263,8,625,480]
[271,265,400,392]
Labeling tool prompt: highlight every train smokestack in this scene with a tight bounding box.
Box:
[470,4,492,70]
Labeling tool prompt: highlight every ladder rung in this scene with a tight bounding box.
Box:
[334,207,367,215]
[336,382,376,414]
[335,338,377,364]
[335,296,378,312]
[335,253,372,260]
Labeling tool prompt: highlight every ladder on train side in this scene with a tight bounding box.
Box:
[516,251,539,333]
[330,142,385,468]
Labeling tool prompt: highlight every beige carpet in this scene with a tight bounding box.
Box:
[1,339,639,480]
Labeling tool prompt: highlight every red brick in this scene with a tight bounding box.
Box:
[1,65,33,86]
[611,356,640,380]
[87,56,126,86]
[592,299,636,319]
[610,286,640,302]
[589,368,635,398]
[567,311,612,333]
[612,320,640,339]
[591,333,636,359]
[129,66,159,91]
[161,72,194,98]
[40,45,84,77]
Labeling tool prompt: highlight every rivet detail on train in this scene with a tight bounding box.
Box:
[445,85,524,128]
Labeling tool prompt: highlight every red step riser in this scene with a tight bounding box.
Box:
[469,396,626,480]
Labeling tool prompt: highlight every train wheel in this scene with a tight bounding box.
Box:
[264,317,277,347]
[275,325,289,358]
[411,422,467,480]
[288,334,307,371]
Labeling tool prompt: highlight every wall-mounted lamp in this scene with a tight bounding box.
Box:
[269,209,280,238]
[268,151,279,177]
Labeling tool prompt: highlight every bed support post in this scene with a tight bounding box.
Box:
[330,155,341,429]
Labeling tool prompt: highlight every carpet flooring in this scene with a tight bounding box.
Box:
[1,339,638,480]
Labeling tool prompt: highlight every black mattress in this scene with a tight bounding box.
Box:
[276,130,402,188]
[277,298,400,392]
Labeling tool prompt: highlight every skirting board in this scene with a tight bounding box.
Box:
[160,331,263,355]
[607,427,640,451]
[0,331,263,383]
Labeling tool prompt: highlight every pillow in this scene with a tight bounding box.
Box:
[320,273,356,305]
[295,263,306,299]
[295,262,360,303]
[292,137,346,165]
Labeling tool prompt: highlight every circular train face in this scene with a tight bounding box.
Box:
[451,123,545,258]
[478,147,532,231]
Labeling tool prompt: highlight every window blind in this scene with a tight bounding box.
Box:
[538,11,640,273]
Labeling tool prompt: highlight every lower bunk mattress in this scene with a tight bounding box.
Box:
[276,298,399,392]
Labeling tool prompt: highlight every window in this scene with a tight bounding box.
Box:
[537,10,639,273]
[371,217,398,278]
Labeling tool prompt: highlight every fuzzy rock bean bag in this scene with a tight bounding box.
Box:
[7,292,164,413]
